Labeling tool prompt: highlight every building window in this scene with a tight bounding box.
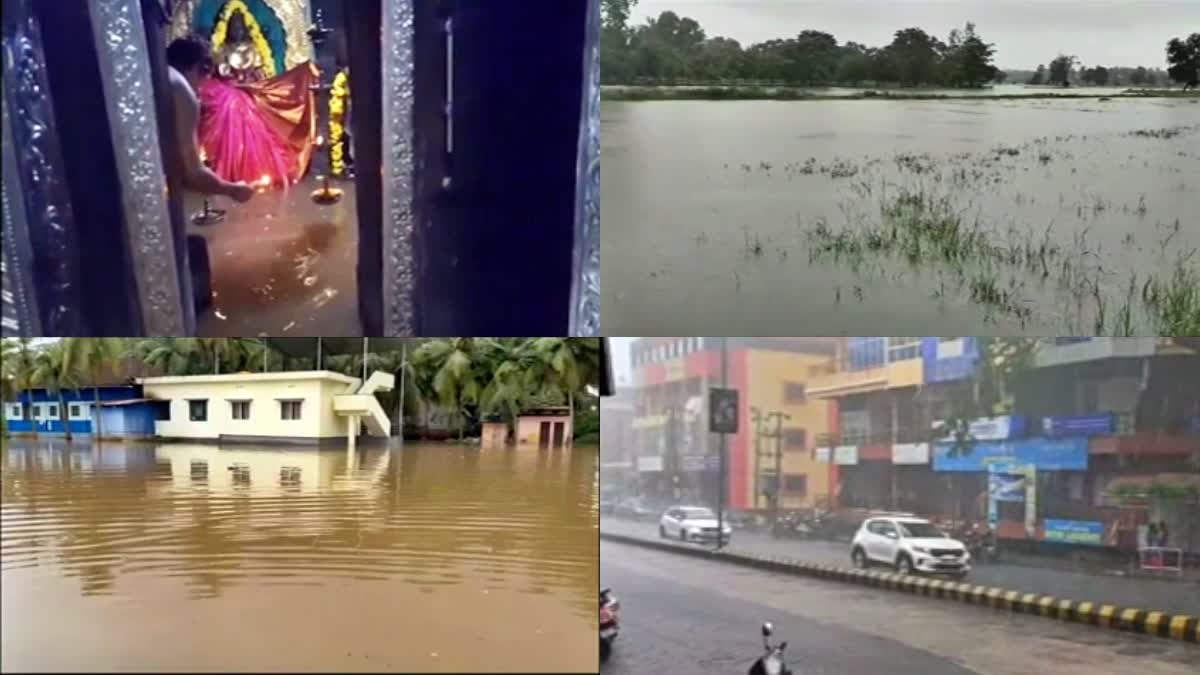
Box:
[188,400,208,422]
[783,382,807,404]
[280,400,303,420]
[847,337,886,371]
[47,404,58,418]
[30,404,41,419]
[230,400,251,420]
[784,428,807,449]
[783,474,808,496]
[6,403,21,420]
[69,404,82,418]
[887,337,921,362]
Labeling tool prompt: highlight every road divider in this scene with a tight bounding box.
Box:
[600,531,1199,644]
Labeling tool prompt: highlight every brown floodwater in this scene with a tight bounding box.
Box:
[0,440,598,672]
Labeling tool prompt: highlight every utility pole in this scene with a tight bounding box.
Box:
[717,337,727,550]
[772,411,791,528]
[751,406,764,509]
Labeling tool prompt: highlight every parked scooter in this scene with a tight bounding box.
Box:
[748,622,793,675]
[964,523,999,563]
[600,588,620,661]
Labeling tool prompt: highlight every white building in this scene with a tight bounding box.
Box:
[138,370,394,446]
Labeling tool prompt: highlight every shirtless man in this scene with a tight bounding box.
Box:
[165,36,255,204]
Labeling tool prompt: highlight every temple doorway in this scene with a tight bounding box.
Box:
[169,0,359,336]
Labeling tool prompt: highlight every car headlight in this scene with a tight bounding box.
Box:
[912,546,930,554]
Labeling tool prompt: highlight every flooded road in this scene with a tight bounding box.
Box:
[0,440,598,672]
[602,96,1200,335]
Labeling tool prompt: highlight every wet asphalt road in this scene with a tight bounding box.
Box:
[601,540,1200,675]
[601,517,1200,616]
[601,545,978,675]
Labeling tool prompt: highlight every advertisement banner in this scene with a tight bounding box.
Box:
[892,442,930,465]
[1042,413,1115,438]
[814,447,831,463]
[1043,519,1105,545]
[833,445,859,465]
[933,415,1027,442]
[933,437,1088,472]
[988,472,1027,502]
[637,456,664,472]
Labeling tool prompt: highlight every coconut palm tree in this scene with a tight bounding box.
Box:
[60,337,128,438]
[479,338,536,443]
[136,337,200,375]
[526,338,601,441]
[411,338,487,439]
[30,342,81,441]
[5,338,41,438]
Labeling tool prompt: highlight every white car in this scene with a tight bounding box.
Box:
[850,516,970,577]
[659,505,732,544]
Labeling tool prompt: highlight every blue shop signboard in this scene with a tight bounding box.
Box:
[1043,519,1104,545]
[934,415,1027,442]
[933,437,1089,472]
[1042,413,1115,438]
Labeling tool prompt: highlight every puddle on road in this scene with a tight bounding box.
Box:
[1,440,598,672]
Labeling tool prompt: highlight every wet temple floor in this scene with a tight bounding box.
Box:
[0,440,599,672]
[185,176,361,336]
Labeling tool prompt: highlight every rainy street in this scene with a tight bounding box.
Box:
[600,540,1200,675]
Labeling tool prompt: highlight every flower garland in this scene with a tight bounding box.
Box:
[329,69,349,177]
[211,0,276,78]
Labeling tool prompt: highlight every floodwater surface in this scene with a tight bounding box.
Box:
[602,96,1200,334]
[0,440,598,672]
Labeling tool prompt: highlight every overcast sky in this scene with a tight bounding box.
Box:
[629,0,1198,70]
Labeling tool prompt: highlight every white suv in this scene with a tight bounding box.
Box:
[659,506,732,544]
[850,516,970,578]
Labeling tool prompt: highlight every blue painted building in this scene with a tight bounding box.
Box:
[3,385,148,435]
[921,337,981,384]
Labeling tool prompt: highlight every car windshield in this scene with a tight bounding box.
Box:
[898,522,946,538]
[680,508,715,520]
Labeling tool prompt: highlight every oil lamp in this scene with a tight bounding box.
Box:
[191,148,226,225]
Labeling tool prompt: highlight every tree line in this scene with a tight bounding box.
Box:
[602,1,1200,91]
[0,337,600,443]
[603,4,999,87]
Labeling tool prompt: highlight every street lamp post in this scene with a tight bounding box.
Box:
[717,337,727,550]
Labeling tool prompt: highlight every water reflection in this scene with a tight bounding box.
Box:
[1,439,598,672]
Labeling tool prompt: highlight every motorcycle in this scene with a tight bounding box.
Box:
[600,588,620,662]
[748,622,793,675]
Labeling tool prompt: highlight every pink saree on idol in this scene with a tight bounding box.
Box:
[197,62,319,188]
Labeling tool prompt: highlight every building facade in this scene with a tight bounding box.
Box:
[4,386,143,435]
[811,337,1200,554]
[629,338,837,510]
[139,371,391,443]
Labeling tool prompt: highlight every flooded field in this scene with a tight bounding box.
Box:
[0,440,598,673]
[602,96,1200,335]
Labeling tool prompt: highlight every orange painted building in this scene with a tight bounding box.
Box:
[629,338,837,510]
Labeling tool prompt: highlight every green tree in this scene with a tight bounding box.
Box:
[526,338,601,442]
[478,339,535,442]
[1166,33,1200,89]
[601,0,639,83]
[951,24,998,87]
[993,70,1008,83]
[60,338,127,439]
[30,342,81,441]
[887,28,944,86]
[1048,54,1077,87]
[411,338,487,439]
[4,338,41,438]
[1029,64,1046,85]
[1130,66,1148,85]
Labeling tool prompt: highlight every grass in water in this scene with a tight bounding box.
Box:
[806,184,1200,333]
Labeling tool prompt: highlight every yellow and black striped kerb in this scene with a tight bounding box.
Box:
[599,531,1200,644]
